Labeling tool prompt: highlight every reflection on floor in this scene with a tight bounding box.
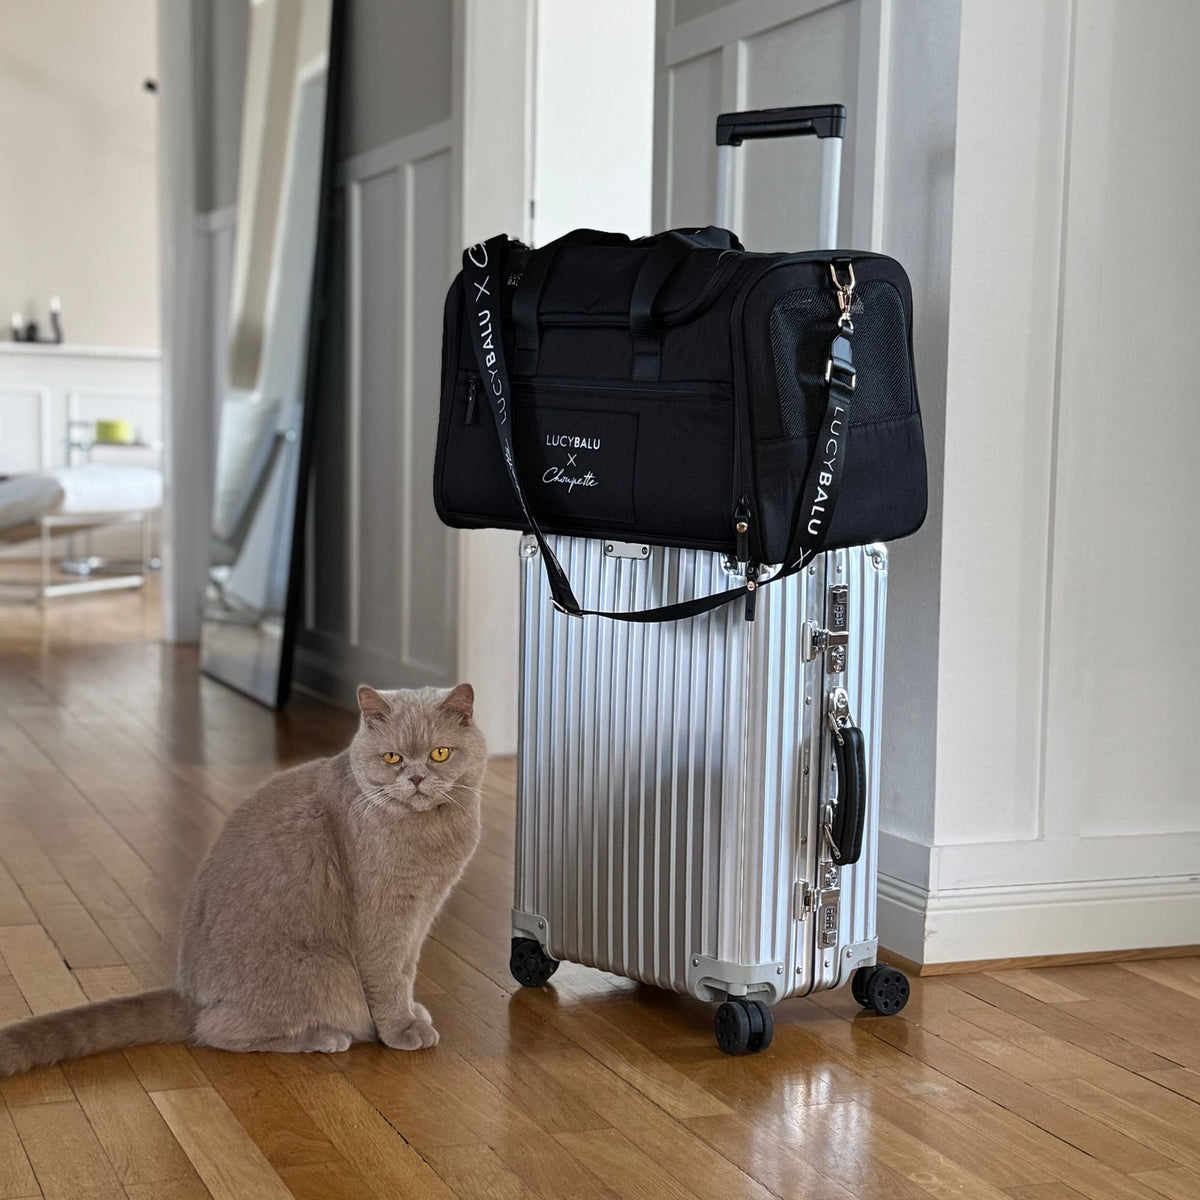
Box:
[0,579,1198,1200]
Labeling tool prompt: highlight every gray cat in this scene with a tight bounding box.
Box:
[0,683,485,1074]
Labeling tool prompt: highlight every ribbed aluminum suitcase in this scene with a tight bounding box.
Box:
[507,105,912,1051]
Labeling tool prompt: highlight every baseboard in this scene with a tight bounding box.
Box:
[879,942,1200,978]
[291,645,358,710]
[878,871,1200,970]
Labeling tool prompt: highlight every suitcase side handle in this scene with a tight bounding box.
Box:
[715,104,846,146]
[829,724,867,866]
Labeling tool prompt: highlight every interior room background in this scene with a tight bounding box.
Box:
[8,0,1192,973]
[0,0,160,565]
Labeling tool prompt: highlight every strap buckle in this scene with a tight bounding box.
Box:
[824,358,856,390]
[551,597,583,618]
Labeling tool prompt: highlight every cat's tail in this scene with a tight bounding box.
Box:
[0,988,190,1076]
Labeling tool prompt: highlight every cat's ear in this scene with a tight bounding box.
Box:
[357,685,391,726]
[439,683,475,726]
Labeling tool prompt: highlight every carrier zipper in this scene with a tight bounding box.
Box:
[734,498,751,562]
[465,374,480,425]
[733,498,759,622]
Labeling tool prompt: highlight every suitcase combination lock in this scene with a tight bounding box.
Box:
[803,585,849,673]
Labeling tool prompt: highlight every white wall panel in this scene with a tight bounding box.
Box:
[354,168,404,663]
[740,4,858,250]
[0,389,48,473]
[935,0,1072,848]
[1043,0,1200,843]
[403,150,456,676]
[664,51,723,228]
[294,124,458,704]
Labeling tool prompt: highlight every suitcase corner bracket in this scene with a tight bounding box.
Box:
[511,907,553,954]
[686,955,786,1005]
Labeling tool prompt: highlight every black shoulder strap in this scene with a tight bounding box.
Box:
[460,236,855,623]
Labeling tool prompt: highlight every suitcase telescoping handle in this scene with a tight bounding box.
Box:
[714,104,846,145]
[715,103,845,248]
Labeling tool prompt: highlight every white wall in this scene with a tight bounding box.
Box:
[454,0,656,754]
[532,0,655,243]
[908,0,1200,964]
[652,0,1200,966]
[0,0,158,349]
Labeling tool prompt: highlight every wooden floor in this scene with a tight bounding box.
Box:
[1,584,1199,1200]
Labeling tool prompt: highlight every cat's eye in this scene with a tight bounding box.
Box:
[382,752,401,765]
[430,747,451,763]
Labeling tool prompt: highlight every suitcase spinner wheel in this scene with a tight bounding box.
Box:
[509,937,560,987]
[714,998,774,1055]
[851,964,910,1015]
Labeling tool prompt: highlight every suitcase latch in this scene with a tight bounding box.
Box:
[803,585,849,672]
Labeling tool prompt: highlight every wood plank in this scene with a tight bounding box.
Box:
[125,1179,213,1200]
[0,1065,75,1111]
[944,973,1179,1074]
[8,1099,124,1200]
[420,1143,541,1200]
[868,1019,1174,1173]
[0,867,35,928]
[1037,1076,1199,1173]
[0,926,86,1014]
[122,1044,209,1094]
[1120,959,1200,1003]
[275,1159,386,1200]
[1141,1068,1200,1105]
[14,883,122,971]
[0,1100,40,1200]
[1129,1168,1200,1200]
[187,1047,349,1172]
[554,1128,711,1200]
[282,1070,454,1199]
[1006,1186,1093,1199]
[992,970,1090,1005]
[150,1086,294,1200]
[73,965,143,1001]
[64,1051,196,1188]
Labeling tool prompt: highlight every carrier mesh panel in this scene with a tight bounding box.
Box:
[770,280,912,439]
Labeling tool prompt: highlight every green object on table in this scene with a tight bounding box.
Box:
[94,419,135,445]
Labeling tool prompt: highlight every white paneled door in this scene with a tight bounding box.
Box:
[295,123,459,704]
[653,0,886,250]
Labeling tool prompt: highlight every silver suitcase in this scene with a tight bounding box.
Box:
[508,106,911,1053]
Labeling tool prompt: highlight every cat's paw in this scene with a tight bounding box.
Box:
[309,1030,353,1053]
[379,1016,439,1051]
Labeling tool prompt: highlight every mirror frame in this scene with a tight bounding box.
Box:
[201,0,345,710]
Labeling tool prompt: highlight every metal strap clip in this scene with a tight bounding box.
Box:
[830,260,856,331]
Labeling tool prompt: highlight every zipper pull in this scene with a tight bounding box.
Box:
[465,375,479,425]
[744,562,759,622]
[733,499,751,564]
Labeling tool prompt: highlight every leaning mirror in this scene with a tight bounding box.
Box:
[202,0,342,708]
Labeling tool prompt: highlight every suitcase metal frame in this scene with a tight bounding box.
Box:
[513,538,887,1004]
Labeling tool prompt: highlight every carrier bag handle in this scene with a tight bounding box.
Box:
[515,227,739,377]
[512,230,634,374]
[461,236,857,623]
[630,227,739,381]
